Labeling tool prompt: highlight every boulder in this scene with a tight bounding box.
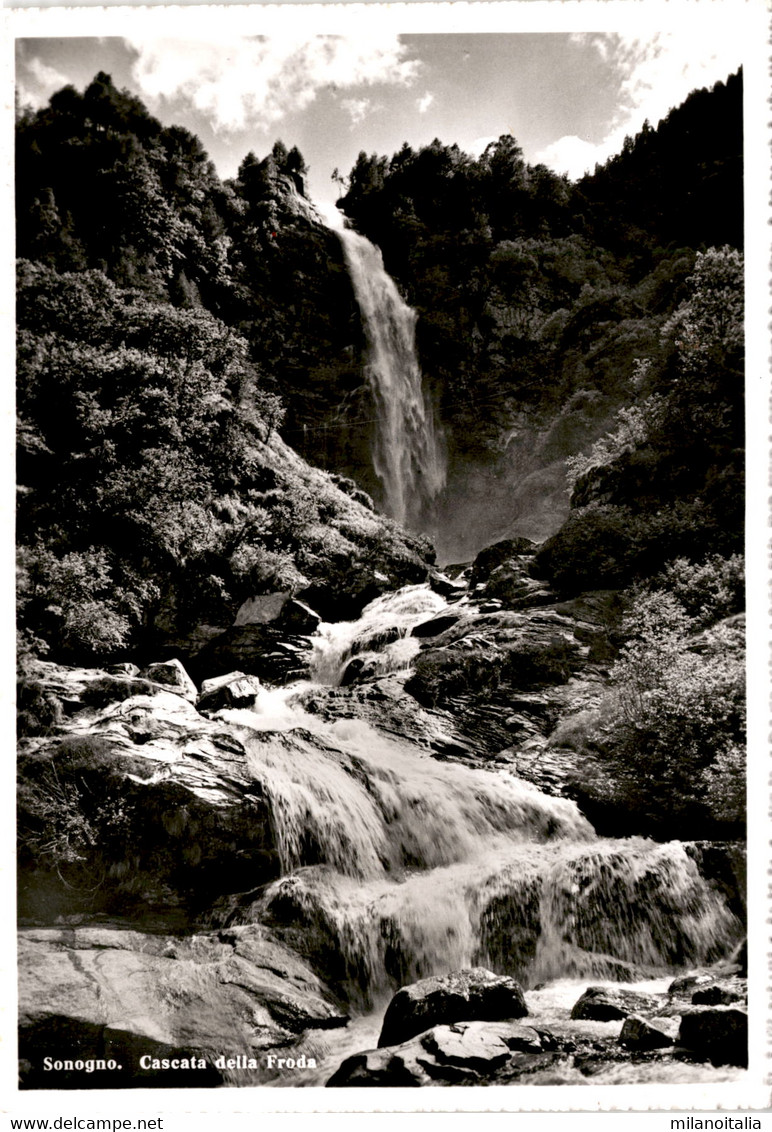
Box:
[678,1007,748,1066]
[340,656,379,686]
[106,663,140,677]
[191,626,313,686]
[327,1021,548,1087]
[482,561,556,610]
[425,1020,543,1068]
[18,924,347,1089]
[280,600,322,635]
[234,593,290,626]
[619,1014,674,1051]
[141,659,198,703]
[234,594,321,636]
[197,672,262,713]
[470,538,537,586]
[17,677,279,918]
[570,986,662,1022]
[668,973,714,995]
[427,570,467,600]
[378,968,527,1049]
[691,983,743,1006]
[411,613,463,639]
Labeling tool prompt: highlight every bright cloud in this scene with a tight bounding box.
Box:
[125,33,421,133]
[539,28,745,179]
[341,97,371,127]
[468,135,499,157]
[417,91,434,114]
[536,135,600,180]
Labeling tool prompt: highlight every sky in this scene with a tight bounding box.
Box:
[16,24,747,212]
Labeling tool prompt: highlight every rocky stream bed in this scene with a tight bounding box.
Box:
[17,546,747,1089]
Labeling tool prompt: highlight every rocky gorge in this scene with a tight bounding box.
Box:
[16,66,747,1096]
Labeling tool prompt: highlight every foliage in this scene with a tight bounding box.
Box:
[559,587,745,838]
[537,246,744,595]
[19,735,131,853]
[652,554,744,625]
[578,72,743,256]
[17,257,430,660]
[607,591,745,829]
[565,395,667,490]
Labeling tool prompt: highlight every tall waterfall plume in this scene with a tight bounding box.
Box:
[336,226,447,530]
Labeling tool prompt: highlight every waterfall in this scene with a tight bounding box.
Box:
[335,226,447,529]
[220,585,744,1012]
[310,583,447,686]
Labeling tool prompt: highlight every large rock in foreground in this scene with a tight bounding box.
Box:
[619,1014,675,1051]
[378,968,528,1049]
[19,924,348,1089]
[678,1007,748,1067]
[570,986,662,1022]
[17,664,278,919]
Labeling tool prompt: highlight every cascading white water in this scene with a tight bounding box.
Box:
[220,585,743,1014]
[310,583,447,686]
[336,227,447,529]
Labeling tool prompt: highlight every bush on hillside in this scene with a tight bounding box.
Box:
[558,588,745,838]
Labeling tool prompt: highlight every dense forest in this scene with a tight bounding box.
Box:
[16,65,747,1089]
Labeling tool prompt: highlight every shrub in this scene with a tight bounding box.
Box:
[548,708,603,752]
[17,678,62,738]
[653,554,744,625]
[565,394,667,491]
[18,737,138,896]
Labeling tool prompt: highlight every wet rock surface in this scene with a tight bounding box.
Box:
[17,663,278,919]
[17,561,748,1091]
[197,671,263,713]
[190,625,315,685]
[619,1015,675,1051]
[328,969,749,1087]
[678,1007,748,1066]
[19,923,347,1089]
[571,986,663,1022]
[378,968,528,1049]
[141,659,198,702]
[328,1020,551,1087]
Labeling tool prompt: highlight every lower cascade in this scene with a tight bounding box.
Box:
[220,585,743,1014]
[17,583,745,1090]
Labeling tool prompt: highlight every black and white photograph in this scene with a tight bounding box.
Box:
[6,0,770,1117]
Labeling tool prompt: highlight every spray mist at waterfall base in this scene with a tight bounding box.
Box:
[211,585,745,1088]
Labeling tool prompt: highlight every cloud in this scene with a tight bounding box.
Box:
[417,91,434,114]
[536,135,600,180]
[125,33,421,133]
[341,97,371,127]
[17,55,70,109]
[468,135,499,157]
[540,28,745,179]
